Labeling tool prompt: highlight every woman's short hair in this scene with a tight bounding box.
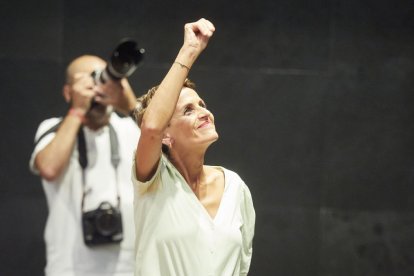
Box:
[132,78,196,155]
[133,78,196,127]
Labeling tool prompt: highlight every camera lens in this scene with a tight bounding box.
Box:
[95,210,119,236]
[107,39,144,79]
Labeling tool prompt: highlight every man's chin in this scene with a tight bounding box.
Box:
[85,104,112,129]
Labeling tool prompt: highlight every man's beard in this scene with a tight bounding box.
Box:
[84,102,113,130]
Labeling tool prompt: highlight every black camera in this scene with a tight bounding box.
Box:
[82,201,123,246]
[93,38,145,84]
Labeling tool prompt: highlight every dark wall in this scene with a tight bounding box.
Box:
[1,0,414,275]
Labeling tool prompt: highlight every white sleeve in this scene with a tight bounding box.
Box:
[29,118,62,175]
[131,153,164,195]
[240,182,256,275]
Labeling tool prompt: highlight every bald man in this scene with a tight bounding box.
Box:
[29,55,140,276]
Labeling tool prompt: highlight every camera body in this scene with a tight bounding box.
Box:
[82,201,123,246]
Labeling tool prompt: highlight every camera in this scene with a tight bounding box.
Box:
[93,38,145,84]
[82,201,123,246]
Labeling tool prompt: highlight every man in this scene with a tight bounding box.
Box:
[29,55,140,276]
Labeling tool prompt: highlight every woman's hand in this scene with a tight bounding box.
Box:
[180,18,215,60]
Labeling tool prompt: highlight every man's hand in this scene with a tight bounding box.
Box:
[94,78,137,115]
[68,72,97,113]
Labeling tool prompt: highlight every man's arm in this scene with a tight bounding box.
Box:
[34,111,83,181]
[35,73,95,181]
[95,78,138,116]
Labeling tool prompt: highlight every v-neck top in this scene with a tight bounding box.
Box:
[131,154,255,276]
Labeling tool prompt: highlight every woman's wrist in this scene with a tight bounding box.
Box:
[176,46,199,68]
[174,61,191,71]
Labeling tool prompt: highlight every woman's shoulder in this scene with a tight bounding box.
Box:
[206,165,246,187]
[217,166,242,179]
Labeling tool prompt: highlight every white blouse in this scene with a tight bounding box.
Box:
[131,154,255,276]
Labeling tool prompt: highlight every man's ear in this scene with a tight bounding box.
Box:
[62,85,71,103]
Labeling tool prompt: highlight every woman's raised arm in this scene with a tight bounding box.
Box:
[135,18,215,181]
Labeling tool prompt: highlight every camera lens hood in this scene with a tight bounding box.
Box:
[107,39,145,80]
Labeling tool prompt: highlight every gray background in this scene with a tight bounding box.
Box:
[1,0,414,275]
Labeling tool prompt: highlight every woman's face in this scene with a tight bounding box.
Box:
[166,87,218,150]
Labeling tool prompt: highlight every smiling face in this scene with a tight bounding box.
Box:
[164,87,219,153]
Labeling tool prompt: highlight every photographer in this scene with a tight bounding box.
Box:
[29,55,140,276]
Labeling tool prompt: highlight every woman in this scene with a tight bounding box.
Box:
[132,18,255,276]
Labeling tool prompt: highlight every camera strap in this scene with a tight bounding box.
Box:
[33,120,62,147]
[78,123,122,212]
[33,117,122,211]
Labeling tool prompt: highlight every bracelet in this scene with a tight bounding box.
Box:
[174,61,191,71]
[68,108,85,123]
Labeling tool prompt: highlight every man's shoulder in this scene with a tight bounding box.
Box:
[110,112,135,126]
[34,117,63,140]
[110,113,140,134]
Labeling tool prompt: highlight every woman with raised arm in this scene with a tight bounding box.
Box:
[132,18,255,276]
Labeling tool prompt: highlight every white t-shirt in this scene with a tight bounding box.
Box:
[30,113,140,276]
[131,154,255,276]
